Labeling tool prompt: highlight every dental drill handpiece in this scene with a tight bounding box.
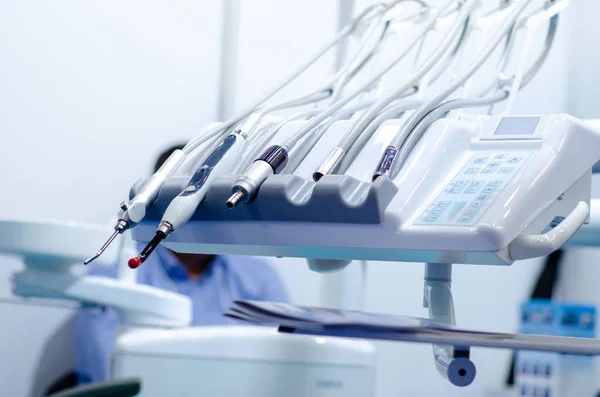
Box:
[225,144,289,208]
[128,129,248,268]
[84,149,187,265]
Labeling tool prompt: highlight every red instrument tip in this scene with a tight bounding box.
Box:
[128,257,142,269]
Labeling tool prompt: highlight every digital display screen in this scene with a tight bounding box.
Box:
[494,117,540,136]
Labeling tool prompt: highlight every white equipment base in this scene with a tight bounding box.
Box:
[112,326,376,397]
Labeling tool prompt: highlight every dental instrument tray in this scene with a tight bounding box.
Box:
[131,114,600,266]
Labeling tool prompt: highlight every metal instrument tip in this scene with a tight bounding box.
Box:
[83,252,101,265]
[84,229,120,265]
[226,190,245,208]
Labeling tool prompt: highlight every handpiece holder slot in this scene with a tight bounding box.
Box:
[133,175,399,224]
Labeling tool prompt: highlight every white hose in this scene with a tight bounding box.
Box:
[280,0,457,151]
[338,99,424,173]
[284,100,378,173]
[181,3,390,155]
[391,89,509,178]
[329,0,430,102]
[338,0,478,153]
[389,0,534,151]
[234,110,321,174]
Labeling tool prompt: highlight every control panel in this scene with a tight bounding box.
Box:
[416,151,533,226]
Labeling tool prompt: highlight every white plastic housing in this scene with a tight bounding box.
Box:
[112,326,376,397]
[127,149,187,224]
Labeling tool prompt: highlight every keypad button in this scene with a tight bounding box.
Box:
[465,167,480,174]
[458,216,472,223]
[473,157,488,164]
[447,202,467,220]
[489,180,502,186]
[482,167,495,174]
[464,208,479,216]
[483,186,496,194]
[507,157,521,164]
[470,181,485,187]
[477,194,490,200]
[499,167,513,174]
[470,201,484,208]
[450,187,463,194]
[494,153,508,160]
[424,216,438,222]
[455,181,469,187]
[438,201,451,209]
[488,161,502,167]
[466,186,480,194]
[431,208,444,215]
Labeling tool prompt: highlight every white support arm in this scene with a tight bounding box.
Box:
[310,259,367,311]
[565,199,600,247]
[509,201,589,260]
[424,263,476,387]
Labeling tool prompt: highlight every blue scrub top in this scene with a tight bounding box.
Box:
[74,244,289,384]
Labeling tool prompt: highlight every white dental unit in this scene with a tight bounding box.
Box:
[133,113,596,266]
[5,0,600,396]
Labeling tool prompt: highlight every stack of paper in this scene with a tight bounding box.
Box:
[226,301,600,355]
[227,300,452,331]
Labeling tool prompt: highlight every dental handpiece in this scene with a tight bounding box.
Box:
[129,130,247,268]
[84,149,187,265]
[225,144,289,208]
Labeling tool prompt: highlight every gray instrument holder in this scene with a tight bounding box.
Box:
[131,174,399,224]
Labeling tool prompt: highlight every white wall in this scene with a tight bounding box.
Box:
[0,1,597,397]
[563,0,600,119]
[233,0,339,115]
[0,0,223,224]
